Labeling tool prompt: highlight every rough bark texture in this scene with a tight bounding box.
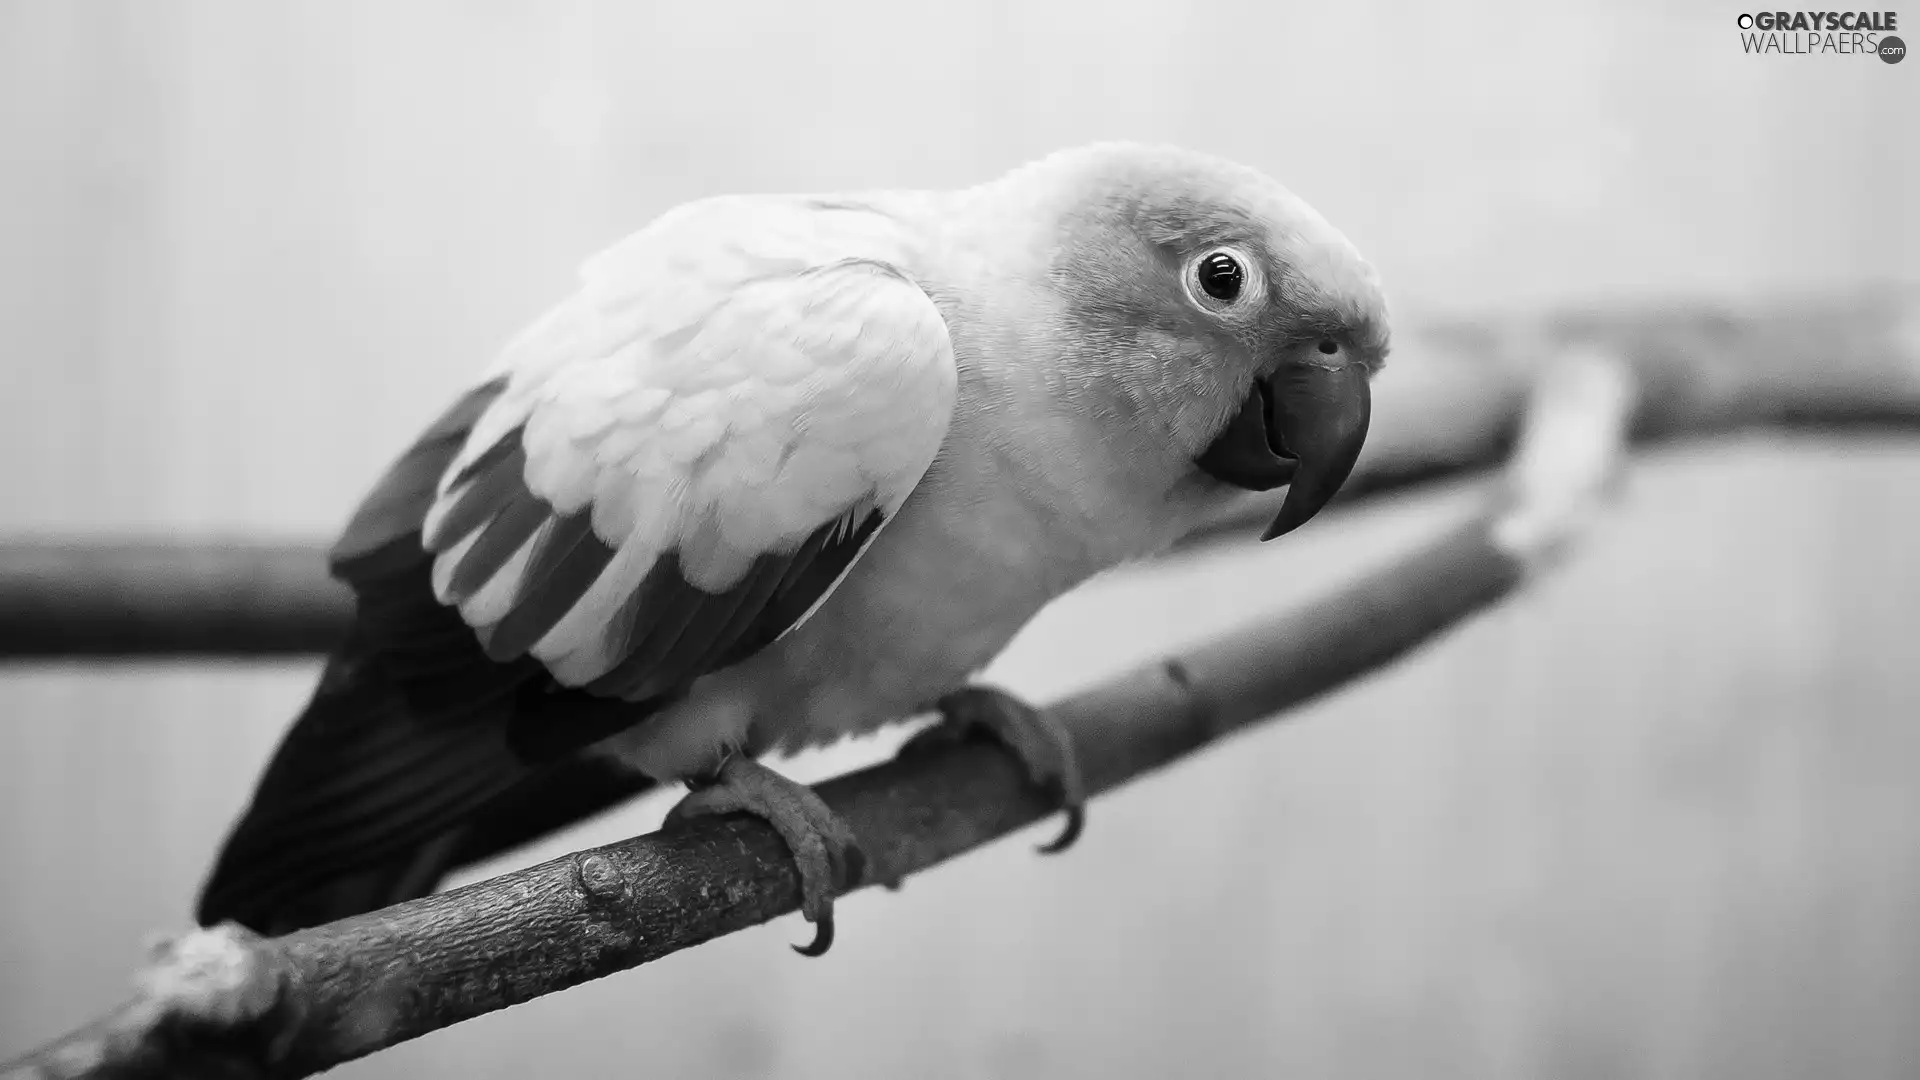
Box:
[2,290,1912,659]
[0,350,1637,1080]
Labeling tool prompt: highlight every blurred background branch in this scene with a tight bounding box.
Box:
[3,290,1914,661]
[1,352,1634,1080]
[0,541,347,659]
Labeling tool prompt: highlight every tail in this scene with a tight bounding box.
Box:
[195,639,659,936]
[198,378,670,935]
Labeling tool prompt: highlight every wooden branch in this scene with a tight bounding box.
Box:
[1,349,1637,1080]
[0,289,1910,661]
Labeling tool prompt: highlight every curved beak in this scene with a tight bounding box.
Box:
[1195,362,1372,540]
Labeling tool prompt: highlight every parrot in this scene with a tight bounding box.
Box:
[196,141,1389,955]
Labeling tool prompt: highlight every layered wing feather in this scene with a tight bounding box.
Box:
[417,197,958,705]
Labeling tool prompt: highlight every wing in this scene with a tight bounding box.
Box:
[412,197,958,705]
[199,200,956,931]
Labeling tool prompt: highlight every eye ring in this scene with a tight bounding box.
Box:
[1184,246,1261,314]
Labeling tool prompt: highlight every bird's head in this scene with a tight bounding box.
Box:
[1002,142,1390,541]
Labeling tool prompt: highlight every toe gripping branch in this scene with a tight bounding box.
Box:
[906,686,1087,855]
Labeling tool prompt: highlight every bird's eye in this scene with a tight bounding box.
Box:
[1317,339,1340,356]
[1195,251,1245,303]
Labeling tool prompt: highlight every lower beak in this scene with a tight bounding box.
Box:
[1195,363,1372,540]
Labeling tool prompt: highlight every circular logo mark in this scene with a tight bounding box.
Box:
[1882,35,1907,63]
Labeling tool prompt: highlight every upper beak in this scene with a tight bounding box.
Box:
[1194,361,1372,540]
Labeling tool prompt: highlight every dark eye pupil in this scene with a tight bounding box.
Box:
[1197,252,1244,301]
[1317,339,1339,355]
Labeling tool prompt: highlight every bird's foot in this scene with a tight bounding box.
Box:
[903,686,1086,854]
[665,755,866,957]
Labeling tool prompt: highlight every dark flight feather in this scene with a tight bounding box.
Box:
[478,527,618,663]
[199,378,904,935]
[445,486,548,602]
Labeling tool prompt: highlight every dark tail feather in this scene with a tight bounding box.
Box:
[240,832,467,937]
[193,642,623,934]
[198,377,669,935]
[448,755,661,869]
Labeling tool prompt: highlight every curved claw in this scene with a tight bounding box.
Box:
[665,755,858,960]
[1036,804,1086,855]
[792,911,835,958]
